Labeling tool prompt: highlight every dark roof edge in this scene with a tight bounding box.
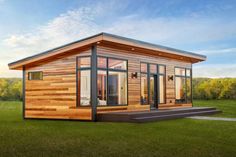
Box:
[102,32,206,59]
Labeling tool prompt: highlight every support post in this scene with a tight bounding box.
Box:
[91,45,97,121]
[22,66,26,119]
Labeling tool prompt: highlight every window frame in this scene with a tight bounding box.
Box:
[76,56,92,107]
[140,62,166,105]
[174,66,192,104]
[28,71,43,80]
[97,56,128,107]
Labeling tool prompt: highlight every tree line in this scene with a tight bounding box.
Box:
[192,78,236,99]
[0,78,235,101]
[0,78,22,100]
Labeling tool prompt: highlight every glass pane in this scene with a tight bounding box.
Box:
[186,69,191,77]
[78,70,91,106]
[97,57,107,68]
[97,70,107,106]
[108,71,127,105]
[159,65,165,74]
[175,77,186,103]
[186,78,192,103]
[150,64,157,73]
[108,58,127,70]
[78,57,90,68]
[141,63,147,73]
[29,72,43,80]
[141,74,148,105]
[175,68,185,76]
[159,75,165,103]
[149,76,155,105]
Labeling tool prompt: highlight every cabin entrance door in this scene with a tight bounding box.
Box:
[149,74,158,109]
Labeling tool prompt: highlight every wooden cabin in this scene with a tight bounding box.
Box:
[8,33,206,121]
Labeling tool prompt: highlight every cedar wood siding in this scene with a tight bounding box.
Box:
[24,45,192,120]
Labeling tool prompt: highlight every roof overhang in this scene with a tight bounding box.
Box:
[8,32,206,70]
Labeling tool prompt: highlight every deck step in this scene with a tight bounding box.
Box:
[129,107,217,118]
[132,110,221,123]
[97,107,221,123]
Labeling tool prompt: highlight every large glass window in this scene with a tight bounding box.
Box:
[97,57,127,106]
[141,74,148,105]
[77,56,91,106]
[108,71,127,105]
[158,65,166,104]
[97,70,107,106]
[175,67,192,103]
[78,70,91,106]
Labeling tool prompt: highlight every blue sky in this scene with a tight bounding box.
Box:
[0,0,236,77]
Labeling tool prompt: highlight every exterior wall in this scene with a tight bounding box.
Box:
[24,45,192,120]
[24,49,92,120]
[97,46,192,111]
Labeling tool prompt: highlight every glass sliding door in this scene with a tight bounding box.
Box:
[149,75,157,109]
[140,63,166,109]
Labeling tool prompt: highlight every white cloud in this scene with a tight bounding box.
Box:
[193,64,236,78]
[196,47,236,55]
[1,3,236,78]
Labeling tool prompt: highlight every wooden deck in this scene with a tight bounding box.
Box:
[97,107,221,123]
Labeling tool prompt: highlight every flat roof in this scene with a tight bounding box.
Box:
[9,32,206,69]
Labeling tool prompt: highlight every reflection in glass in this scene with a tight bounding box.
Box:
[159,65,165,74]
[97,70,107,106]
[175,77,186,103]
[149,76,155,106]
[141,63,147,73]
[159,75,165,103]
[78,57,91,68]
[175,68,185,76]
[186,78,191,103]
[141,74,148,104]
[108,58,127,70]
[150,64,157,73]
[108,71,127,105]
[97,57,107,68]
[186,69,191,77]
[78,70,91,106]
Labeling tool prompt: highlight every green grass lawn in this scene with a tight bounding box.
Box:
[0,100,235,157]
[194,99,236,118]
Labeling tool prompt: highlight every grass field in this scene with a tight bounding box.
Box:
[194,99,236,118]
[0,100,235,157]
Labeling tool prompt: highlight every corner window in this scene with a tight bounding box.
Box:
[175,67,192,103]
[28,72,43,80]
[97,57,128,106]
[77,56,91,106]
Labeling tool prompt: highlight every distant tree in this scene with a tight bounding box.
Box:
[193,78,236,100]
